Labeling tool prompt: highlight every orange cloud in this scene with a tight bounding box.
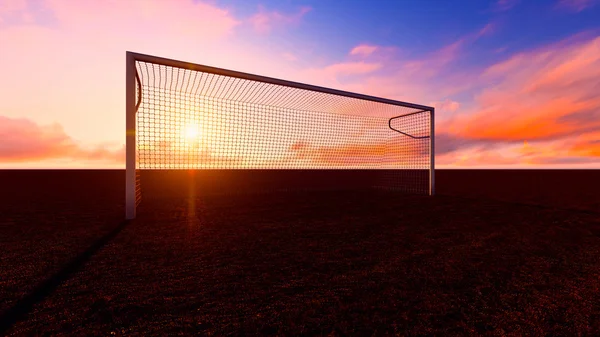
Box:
[0,115,123,165]
[445,35,600,143]
[437,148,520,168]
[248,5,311,34]
[567,133,600,157]
[513,137,600,166]
[451,97,600,140]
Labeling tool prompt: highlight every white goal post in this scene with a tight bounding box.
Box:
[126,51,435,219]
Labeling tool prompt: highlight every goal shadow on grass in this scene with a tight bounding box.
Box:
[0,219,131,334]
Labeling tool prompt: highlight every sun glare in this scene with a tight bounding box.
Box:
[184,124,201,142]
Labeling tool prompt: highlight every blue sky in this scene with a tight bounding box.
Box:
[218,0,600,62]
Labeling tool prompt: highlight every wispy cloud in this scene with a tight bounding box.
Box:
[399,23,495,81]
[248,5,311,34]
[476,23,496,38]
[493,0,520,12]
[401,40,463,79]
[556,0,598,12]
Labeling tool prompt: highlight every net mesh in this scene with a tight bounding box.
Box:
[134,60,432,195]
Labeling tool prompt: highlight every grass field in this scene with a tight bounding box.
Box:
[1,170,600,335]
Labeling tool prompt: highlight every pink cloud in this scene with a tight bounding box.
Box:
[350,44,379,57]
[0,115,123,164]
[556,0,598,12]
[249,5,311,34]
[45,0,241,39]
[0,0,31,24]
[0,0,26,13]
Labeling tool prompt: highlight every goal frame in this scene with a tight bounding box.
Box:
[125,51,435,219]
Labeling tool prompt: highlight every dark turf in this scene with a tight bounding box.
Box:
[1,170,600,335]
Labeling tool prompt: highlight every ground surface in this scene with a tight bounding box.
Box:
[1,170,600,335]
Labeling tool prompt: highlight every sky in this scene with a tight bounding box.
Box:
[1,0,599,169]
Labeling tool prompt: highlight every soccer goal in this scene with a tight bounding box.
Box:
[125,51,435,219]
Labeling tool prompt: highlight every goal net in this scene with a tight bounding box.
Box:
[126,52,434,219]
